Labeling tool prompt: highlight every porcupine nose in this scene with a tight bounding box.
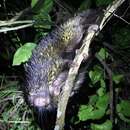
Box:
[31,90,51,108]
[34,96,50,107]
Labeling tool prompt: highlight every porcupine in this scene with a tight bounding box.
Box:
[24,9,100,130]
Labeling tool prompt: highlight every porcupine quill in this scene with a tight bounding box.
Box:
[23,9,100,130]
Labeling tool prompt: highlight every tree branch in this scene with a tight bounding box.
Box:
[54,0,126,130]
[55,25,98,130]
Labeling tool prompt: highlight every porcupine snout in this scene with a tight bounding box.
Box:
[28,89,56,130]
[29,90,51,108]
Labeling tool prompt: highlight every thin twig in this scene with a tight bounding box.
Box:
[113,13,130,24]
[0,6,33,33]
[96,55,114,125]
[0,20,33,27]
[0,23,33,33]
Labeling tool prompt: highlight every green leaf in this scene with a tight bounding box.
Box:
[13,43,36,66]
[93,65,103,72]
[42,0,53,13]
[32,0,53,14]
[78,94,109,121]
[117,100,130,117]
[89,69,103,84]
[89,95,98,105]
[97,48,109,60]
[34,13,52,29]
[96,93,109,109]
[112,74,123,84]
[78,105,106,121]
[117,113,130,123]
[31,0,38,8]
[91,120,112,130]
[78,105,94,121]
[117,100,130,123]
[97,87,105,97]
[100,79,106,88]
[32,0,53,30]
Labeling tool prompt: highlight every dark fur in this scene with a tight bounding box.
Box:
[23,9,100,130]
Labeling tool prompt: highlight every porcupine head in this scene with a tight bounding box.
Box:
[24,9,100,130]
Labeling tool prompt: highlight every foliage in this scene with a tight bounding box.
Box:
[32,0,53,35]
[78,93,109,121]
[97,48,109,60]
[89,65,104,85]
[31,0,53,13]
[75,46,128,129]
[116,100,130,123]
[0,0,54,129]
[12,0,53,66]
[0,79,40,130]
[112,74,123,84]
[91,120,112,130]
[13,43,36,65]
[31,0,38,8]
[0,0,130,130]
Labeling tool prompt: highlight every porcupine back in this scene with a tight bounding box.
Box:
[24,9,100,130]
